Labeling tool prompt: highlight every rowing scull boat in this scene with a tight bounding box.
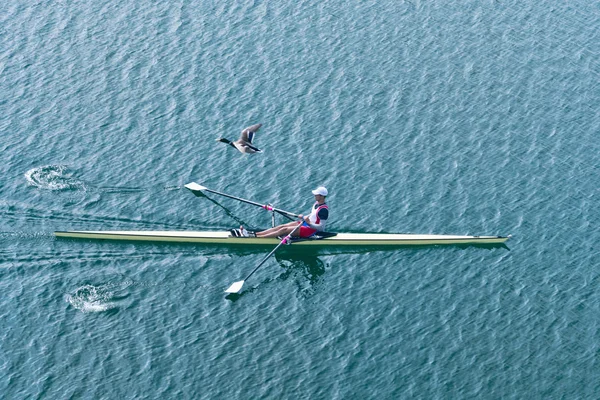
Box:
[54,230,510,246]
[54,183,510,247]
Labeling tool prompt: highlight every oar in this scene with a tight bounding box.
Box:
[225,221,303,294]
[185,182,299,220]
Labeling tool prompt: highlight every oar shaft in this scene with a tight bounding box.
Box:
[202,187,265,209]
[187,183,300,219]
[243,222,303,281]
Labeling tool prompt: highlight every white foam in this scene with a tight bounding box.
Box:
[67,284,120,313]
[25,165,85,191]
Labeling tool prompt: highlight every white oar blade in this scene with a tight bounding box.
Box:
[184,182,207,192]
[225,280,245,294]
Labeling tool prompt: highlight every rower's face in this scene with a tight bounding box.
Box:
[314,194,324,201]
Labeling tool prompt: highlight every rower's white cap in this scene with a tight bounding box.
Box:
[311,186,328,196]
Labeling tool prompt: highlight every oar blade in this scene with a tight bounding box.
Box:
[225,280,245,294]
[185,182,207,191]
[184,182,207,196]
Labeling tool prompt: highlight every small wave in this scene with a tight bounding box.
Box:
[25,165,85,191]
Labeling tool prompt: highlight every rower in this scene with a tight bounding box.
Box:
[239,186,329,238]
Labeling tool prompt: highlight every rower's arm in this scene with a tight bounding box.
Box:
[304,208,328,231]
[306,221,324,230]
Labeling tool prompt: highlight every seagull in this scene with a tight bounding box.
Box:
[216,123,262,153]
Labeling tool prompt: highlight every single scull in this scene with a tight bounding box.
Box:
[54,182,510,246]
[54,182,511,293]
[54,230,510,246]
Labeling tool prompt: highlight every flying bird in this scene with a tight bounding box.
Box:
[216,123,263,153]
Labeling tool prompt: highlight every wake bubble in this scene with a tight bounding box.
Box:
[67,280,133,313]
[25,165,85,191]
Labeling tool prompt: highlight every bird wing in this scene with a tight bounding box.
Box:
[239,123,262,143]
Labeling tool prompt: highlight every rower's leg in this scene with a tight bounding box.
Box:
[257,224,298,238]
[256,221,298,237]
[256,226,287,238]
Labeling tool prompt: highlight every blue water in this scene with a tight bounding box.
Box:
[2,0,600,398]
